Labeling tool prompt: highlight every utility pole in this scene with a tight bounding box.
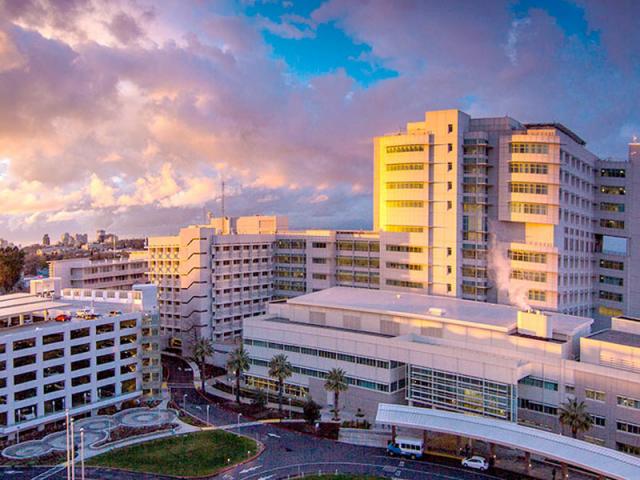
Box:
[221,180,225,219]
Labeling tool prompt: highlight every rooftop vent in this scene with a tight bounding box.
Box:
[517,310,552,339]
[428,307,446,317]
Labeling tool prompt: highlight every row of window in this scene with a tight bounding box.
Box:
[385,225,424,233]
[336,257,379,268]
[510,143,549,155]
[336,272,379,285]
[386,244,423,253]
[510,269,547,283]
[386,261,423,271]
[386,279,423,289]
[600,219,625,229]
[600,275,623,287]
[508,250,547,264]
[600,202,625,213]
[601,168,626,178]
[599,290,623,302]
[518,398,557,416]
[509,183,549,195]
[509,202,548,215]
[518,376,558,391]
[618,395,640,409]
[600,259,624,271]
[509,163,549,175]
[337,241,380,252]
[386,163,424,171]
[386,200,424,208]
[600,185,626,195]
[617,421,640,435]
[386,144,425,154]
[243,337,404,370]
[386,182,424,189]
[528,290,547,302]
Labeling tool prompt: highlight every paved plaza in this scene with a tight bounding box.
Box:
[2,408,178,460]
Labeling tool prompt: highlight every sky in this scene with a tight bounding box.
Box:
[0,0,639,245]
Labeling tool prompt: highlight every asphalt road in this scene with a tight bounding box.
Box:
[3,355,510,480]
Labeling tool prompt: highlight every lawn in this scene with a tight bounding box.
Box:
[87,430,258,477]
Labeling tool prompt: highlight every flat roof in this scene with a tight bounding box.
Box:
[524,122,587,146]
[287,287,591,335]
[587,330,640,348]
[0,300,71,319]
[376,404,640,480]
[264,316,393,338]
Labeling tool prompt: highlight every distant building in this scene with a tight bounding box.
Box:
[41,234,50,247]
[59,232,72,246]
[95,230,106,243]
[74,233,88,245]
[49,252,148,290]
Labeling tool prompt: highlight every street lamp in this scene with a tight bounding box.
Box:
[206,404,210,425]
[289,397,292,419]
[183,393,188,410]
[65,409,70,480]
[237,413,242,427]
[70,419,76,480]
[80,428,85,480]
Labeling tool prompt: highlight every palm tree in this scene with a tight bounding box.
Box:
[226,346,250,404]
[559,398,593,439]
[268,354,293,414]
[324,368,348,421]
[191,336,214,391]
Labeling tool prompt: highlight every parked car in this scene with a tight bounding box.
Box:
[55,314,70,322]
[387,437,424,460]
[462,455,489,471]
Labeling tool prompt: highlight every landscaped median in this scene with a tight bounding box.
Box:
[87,430,259,477]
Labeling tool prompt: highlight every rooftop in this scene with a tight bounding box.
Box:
[524,122,587,146]
[287,287,592,335]
[587,330,640,348]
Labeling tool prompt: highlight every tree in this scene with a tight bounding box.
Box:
[253,389,267,409]
[191,336,214,391]
[226,346,250,404]
[324,368,348,421]
[303,397,321,425]
[0,247,25,293]
[559,398,593,439]
[268,354,293,414]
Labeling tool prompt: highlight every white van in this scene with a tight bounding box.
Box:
[387,436,424,459]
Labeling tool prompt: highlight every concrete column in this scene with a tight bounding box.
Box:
[423,430,428,452]
[391,425,397,443]
[524,451,531,472]
[489,442,496,457]
[561,463,568,479]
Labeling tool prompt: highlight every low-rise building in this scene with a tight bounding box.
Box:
[0,279,160,439]
[49,252,148,290]
[243,287,640,455]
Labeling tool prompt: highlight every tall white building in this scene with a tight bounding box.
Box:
[49,252,148,290]
[0,279,160,439]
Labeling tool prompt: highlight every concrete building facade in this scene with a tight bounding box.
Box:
[49,253,148,291]
[0,279,160,438]
[243,287,640,455]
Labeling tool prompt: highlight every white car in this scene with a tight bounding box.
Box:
[461,455,489,471]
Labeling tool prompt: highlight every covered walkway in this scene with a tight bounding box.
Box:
[376,403,640,480]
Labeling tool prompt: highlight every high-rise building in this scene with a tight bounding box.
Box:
[41,234,50,246]
[148,109,638,352]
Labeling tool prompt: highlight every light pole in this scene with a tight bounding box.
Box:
[70,418,76,480]
[66,409,70,480]
[289,397,292,419]
[16,426,19,445]
[206,404,210,425]
[237,413,242,427]
[183,393,188,410]
[80,428,85,480]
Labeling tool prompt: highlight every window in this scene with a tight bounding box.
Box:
[312,273,327,280]
[71,359,90,371]
[15,388,37,402]
[120,334,137,345]
[509,183,549,195]
[600,202,625,213]
[618,395,640,410]
[448,124,453,133]
[386,262,423,271]
[311,242,327,248]
[585,389,606,402]
[386,144,424,154]
[600,259,624,271]
[617,421,640,435]
[601,168,625,178]
[386,200,424,208]
[386,163,424,171]
[97,369,114,381]
[600,275,623,287]
[519,376,558,391]
[510,143,549,154]
[518,398,557,415]
[70,328,89,339]
[13,355,36,368]
[617,442,640,456]
[96,323,114,335]
[509,163,548,175]
[599,305,623,317]
[591,415,606,427]
[44,364,64,377]
[97,339,115,349]
[13,338,35,351]
[120,319,137,329]
[447,143,453,152]
[43,333,64,345]
[600,219,625,229]
[71,343,90,355]
[121,378,137,393]
[600,185,625,195]
[599,290,623,302]
[44,381,65,394]
[528,290,547,302]
[14,371,36,384]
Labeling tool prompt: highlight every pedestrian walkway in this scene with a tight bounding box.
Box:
[2,407,179,460]
[205,378,305,415]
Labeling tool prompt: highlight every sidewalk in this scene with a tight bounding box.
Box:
[204,378,305,415]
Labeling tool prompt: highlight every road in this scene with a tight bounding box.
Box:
[4,356,514,480]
